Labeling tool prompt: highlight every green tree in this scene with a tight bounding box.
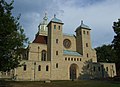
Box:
[0,0,28,71]
[95,44,116,63]
[112,19,120,76]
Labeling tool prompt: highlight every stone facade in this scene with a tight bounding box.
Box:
[0,14,116,81]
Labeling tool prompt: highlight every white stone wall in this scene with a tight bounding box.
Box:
[28,43,47,61]
[15,60,50,81]
[63,35,76,51]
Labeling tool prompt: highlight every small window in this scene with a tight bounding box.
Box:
[56,63,58,68]
[38,65,41,71]
[87,31,89,35]
[56,39,58,44]
[98,67,100,71]
[113,70,115,74]
[106,67,108,71]
[56,51,58,55]
[71,58,73,61]
[87,53,89,58]
[112,65,113,68]
[23,65,27,71]
[93,66,95,72]
[80,58,81,61]
[68,58,70,61]
[83,30,85,34]
[86,43,88,47]
[74,58,76,61]
[65,57,67,61]
[77,58,79,61]
[54,25,56,29]
[46,65,49,71]
[58,26,60,30]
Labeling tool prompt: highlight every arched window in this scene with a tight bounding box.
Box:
[106,67,108,71]
[80,58,81,61]
[41,50,47,61]
[23,64,27,71]
[54,25,56,29]
[86,43,88,47]
[93,66,95,72]
[58,26,60,30]
[38,65,41,71]
[68,58,70,61]
[65,57,67,61]
[56,39,58,44]
[56,51,58,55]
[87,31,89,35]
[56,63,58,68]
[87,53,89,58]
[83,30,85,34]
[46,65,49,71]
[74,58,76,61]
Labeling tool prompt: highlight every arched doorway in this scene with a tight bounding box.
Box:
[69,64,78,80]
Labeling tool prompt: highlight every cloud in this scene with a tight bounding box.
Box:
[12,0,120,47]
[58,0,120,47]
[55,0,105,8]
[12,0,60,42]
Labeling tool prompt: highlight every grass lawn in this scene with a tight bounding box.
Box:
[1,80,120,87]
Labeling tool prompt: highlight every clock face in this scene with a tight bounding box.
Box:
[63,39,71,49]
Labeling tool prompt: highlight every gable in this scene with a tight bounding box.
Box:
[33,35,47,44]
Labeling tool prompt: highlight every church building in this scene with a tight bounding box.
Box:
[0,13,116,81]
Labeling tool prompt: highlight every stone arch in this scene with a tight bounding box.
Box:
[69,63,79,80]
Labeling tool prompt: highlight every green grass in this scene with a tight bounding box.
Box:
[1,80,120,87]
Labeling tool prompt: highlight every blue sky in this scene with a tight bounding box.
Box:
[10,0,120,48]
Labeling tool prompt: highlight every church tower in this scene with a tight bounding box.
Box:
[47,15,64,80]
[75,21,92,60]
[37,13,48,36]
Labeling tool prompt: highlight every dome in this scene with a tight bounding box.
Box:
[80,23,90,29]
[39,13,48,25]
[76,20,91,32]
[51,14,63,23]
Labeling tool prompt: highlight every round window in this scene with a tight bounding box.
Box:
[63,39,71,49]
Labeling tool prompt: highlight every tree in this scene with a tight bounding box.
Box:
[95,44,116,63]
[0,0,28,72]
[112,19,120,76]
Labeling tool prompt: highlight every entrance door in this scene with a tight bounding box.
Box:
[70,64,78,80]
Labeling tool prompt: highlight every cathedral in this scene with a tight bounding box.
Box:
[0,14,116,81]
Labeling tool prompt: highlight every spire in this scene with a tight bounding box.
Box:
[50,14,63,24]
[40,12,48,25]
[76,20,91,32]
[37,12,48,36]
[80,20,90,29]
[54,14,56,18]
[43,12,48,21]
[81,20,83,25]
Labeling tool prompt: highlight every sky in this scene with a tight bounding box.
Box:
[10,0,120,48]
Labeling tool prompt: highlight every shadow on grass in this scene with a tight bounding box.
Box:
[0,79,12,87]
